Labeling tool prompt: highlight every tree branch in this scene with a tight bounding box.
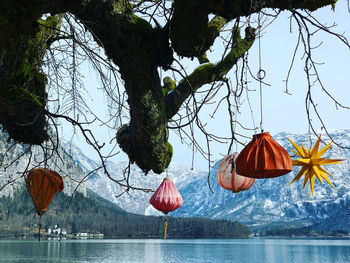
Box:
[208,0,337,19]
[0,0,339,175]
[0,12,62,144]
[48,0,174,173]
[165,26,256,120]
[170,0,336,58]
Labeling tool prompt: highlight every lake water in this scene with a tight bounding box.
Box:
[1,238,350,263]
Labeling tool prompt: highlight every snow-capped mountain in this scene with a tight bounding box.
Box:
[171,130,350,230]
[63,129,350,230]
[62,141,206,215]
[0,126,206,216]
[0,128,87,197]
[2,126,350,231]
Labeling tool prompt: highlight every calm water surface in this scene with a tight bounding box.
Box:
[1,238,350,263]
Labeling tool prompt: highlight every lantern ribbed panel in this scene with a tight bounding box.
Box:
[150,177,183,214]
[26,168,64,216]
[217,154,254,193]
[236,132,292,179]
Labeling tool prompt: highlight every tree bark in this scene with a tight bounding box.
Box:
[165,26,256,120]
[63,1,173,173]
[0,2,61,143]
[170,0,336,58]
[0,0,337,173]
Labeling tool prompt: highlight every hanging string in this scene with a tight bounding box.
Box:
[244,52,257,134]
[257,9,268,193]
[230,155,235,194]
[38,215,42,242]
[44,142,48,169]
[232,92,239,153]
[257,11,265,133]
[307,101,313,148]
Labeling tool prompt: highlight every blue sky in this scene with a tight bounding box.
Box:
[170,2,350,169]
[59,1,350,171]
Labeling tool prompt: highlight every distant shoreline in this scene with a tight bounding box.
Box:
[2,235,350,241]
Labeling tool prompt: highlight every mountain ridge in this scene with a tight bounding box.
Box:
[42,129,350,232]
[62,129,350,231]
[2,127,350,231]
[0,186,251,238]
[0,129,251,238]
[171,129,350,230]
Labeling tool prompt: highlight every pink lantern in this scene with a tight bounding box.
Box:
[150,177,183,214]
[150,177,183,239]
[217,154,255,193]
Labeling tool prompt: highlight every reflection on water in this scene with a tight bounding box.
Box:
[1,238,350,263]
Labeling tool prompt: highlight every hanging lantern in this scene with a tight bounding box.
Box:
[150,177,183,215]
[236,132,293,179]
[26,168,64,216]
[288,136,343,196]
[217,154,255,193]
[150,177,183,239]
[26,168,64,241]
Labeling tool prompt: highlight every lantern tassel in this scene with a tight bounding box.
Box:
[38,215,42,242]
[164,218,168,239]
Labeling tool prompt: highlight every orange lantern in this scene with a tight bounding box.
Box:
[236,132,292,179]
[217,154,255,193]
[26,168,64,216]
[26,168,64,241]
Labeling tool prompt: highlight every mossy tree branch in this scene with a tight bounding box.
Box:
[0,0,339,174]
[2,0,174,173]
[165,26,256,120]
[62,1,173,173]
[170,0,336,58]
[0,3,62,144]
[170,1,228,58]
[208,0,337,19]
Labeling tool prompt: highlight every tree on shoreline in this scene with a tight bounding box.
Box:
[0,0,349,192]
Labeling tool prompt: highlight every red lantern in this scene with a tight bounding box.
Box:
[217,154,255,193]
[150,177,183,214]
[26,168,64,216]
[150,177,183,239]
[236,132,292,179]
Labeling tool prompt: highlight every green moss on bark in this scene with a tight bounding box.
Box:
[0,70,48,144]
[116,122,172,174]
[0,0,338,173]
[207,0,337,19]
[67,1,173,173]
[165,26,256,120]
[170,0,209,57]
[0,13,61,144]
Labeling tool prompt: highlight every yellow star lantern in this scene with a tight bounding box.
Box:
[288,136,343,196]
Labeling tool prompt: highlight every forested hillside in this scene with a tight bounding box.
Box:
[0,187,251,238]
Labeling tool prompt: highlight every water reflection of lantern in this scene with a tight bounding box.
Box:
[150,177,183,239]
[217,154,255,193]
[26,168,64,241]
[236,132,293,179]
